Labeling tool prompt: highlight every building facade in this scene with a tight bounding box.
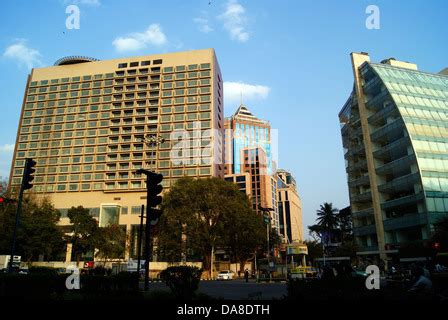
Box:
[277,169,303,243]
[339,52,448,260]
[224,104,279,231]
[9,49,224,260]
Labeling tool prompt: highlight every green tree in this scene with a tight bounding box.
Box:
[303,240,323,263]
[316,202,339,231]
[0,195,65,262]
[158,177,264,278]
[95,224,127,264]
[67,206,99,264]
[222,195,265,273]
[337,206,353,242]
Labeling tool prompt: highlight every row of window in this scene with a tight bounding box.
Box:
[161,71,211,81]
[18,129,114,142]
[162,63,211,73]
[27,95,113,103]
[24,102,113,111]
[117,59,156,68]
[20,123,110,134]
[160,78,210,89]
[28,83,114,94]
[29,73,115,87]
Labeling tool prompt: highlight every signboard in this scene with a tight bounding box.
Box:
[286,244,308,255]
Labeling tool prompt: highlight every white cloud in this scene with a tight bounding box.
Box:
[3,40,42,69]
[112,24,167,52]
[0,144,14,153]
[193,17,213,34]
[218,0,249,42]
[224,81,270,104]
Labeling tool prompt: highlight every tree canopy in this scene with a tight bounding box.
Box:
[0,195,65,262]
[157,177,265,276]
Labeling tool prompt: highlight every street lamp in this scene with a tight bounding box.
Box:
[135,134,165,290]
[140,134,165,171]
[259,206,274,281]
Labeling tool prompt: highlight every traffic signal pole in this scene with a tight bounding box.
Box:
[137,204,145,278]
[135,169,163,291]
[8,158,35,273]
[144,174,151,291]
[8,177,25,273]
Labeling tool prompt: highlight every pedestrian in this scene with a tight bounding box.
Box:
[408,266,433,295]
[244,269,249,283]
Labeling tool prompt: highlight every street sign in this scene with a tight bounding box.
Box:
[287,244,308,255]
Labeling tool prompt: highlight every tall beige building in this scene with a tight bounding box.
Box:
[9,49,223,260]
[277,169,303,243]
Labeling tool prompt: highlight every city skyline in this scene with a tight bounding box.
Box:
[1,0,447,233]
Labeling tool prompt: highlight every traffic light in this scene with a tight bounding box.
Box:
[23,158,36,190]
[0,197,17,204]
[150,208,163,225]
[148,172,163,207]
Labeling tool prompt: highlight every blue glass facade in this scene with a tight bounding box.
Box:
[233,122,271,174]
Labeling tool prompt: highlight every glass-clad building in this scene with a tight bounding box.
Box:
[339,52,448,261]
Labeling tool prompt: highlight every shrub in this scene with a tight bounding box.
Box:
[0,273,66,300]
[29,266,59,275]
[159,266,202,300]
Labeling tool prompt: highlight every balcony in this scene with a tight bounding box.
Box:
[362,76,381,95]
[351,191,372,203]
[352,207,374,218]
[383,213,428,231]
[345,143,366,159]
[381,192,425,210]
[378,172,421,193]
[370,118,404,143]
[373,136,409,160]
[348,175,370,188]
[353,224,377,236]
[375,154,416,176]
[365,90,389,111]
[368,102,397,125]
[348,159,368,173]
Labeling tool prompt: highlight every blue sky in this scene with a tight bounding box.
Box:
[1,0,447,233]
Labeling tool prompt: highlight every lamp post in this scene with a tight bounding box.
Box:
[140,134,165,171]
[260,206,274,281]
[136,134,165,290]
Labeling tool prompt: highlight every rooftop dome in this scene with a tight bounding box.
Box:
[54,56,99,66]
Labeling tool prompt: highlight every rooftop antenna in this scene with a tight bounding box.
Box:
[240,91,243,105]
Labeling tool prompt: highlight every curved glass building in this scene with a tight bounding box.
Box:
[339,52,448,261]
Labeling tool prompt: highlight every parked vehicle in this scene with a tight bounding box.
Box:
[0,255,21,271]
[217,270,235,280]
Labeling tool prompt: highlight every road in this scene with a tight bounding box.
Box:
[143,279,288,300]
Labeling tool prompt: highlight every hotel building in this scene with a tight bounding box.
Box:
[8,49,224,260]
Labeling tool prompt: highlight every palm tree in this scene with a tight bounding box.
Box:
[316,202,339,231]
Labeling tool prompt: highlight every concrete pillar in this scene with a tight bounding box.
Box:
[65,243,72,263]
